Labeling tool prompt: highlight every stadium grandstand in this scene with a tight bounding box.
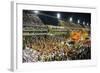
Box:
[22,10,91,62]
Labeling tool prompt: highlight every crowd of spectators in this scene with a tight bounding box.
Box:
[23,35,91,62]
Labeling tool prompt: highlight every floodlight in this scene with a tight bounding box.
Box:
[83,21,85,25]
[87,23,89,26]
[57,13,60,19]
[69,17,73,22]
[77,19,80,24]
[34,10,39,14]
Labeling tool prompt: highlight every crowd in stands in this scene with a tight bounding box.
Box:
[23,35,91,62]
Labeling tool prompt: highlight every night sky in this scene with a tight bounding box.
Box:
[23,10,91,26]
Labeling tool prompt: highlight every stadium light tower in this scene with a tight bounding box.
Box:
[77,19,80,24]
[34,10,39,14]
[69,17,73,22]
[57,13,61,19]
